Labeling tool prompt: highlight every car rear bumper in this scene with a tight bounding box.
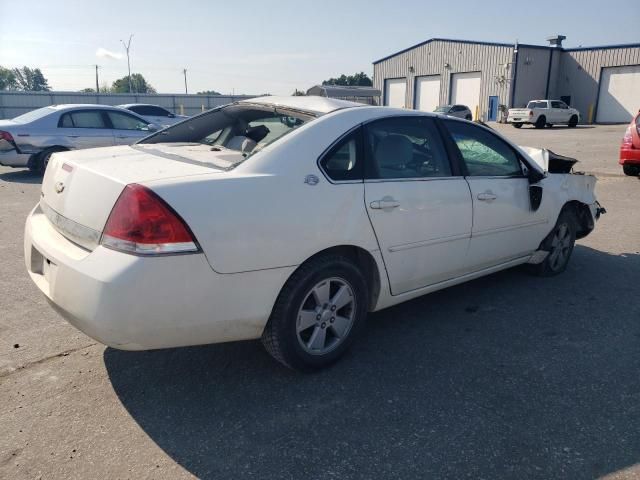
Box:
[0,149,31,167]
[619,147,640,165]
[24,204,294,350]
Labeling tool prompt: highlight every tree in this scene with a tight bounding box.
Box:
[80,87,96,93]
[322,72,372,87]
[292,89,306,96]
[12,66,50,91]
[197,89,221,95]
[0,66,17,90]
[111,73,156,94]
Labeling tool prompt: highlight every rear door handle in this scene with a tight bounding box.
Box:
[116,135,128,139]
[477,191,497,202]
[67,135,80,138]
[370,197,401,209]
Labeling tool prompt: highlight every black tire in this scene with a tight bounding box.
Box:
[546,123,553,128]
[465,114,472,121]
[512,123,523,129]
[568,115,578,128]
[34,147,66,175]
[261,254,369,371]
[623,164,640,176]
[528,209,577,277]
[534,116,546,129]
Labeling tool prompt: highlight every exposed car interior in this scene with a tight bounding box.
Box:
[141,104,312,158]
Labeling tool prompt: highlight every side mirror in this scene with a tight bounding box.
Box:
[146,123,159,132]
[167,113,175,118]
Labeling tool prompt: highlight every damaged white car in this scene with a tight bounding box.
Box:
[24,96,604,371]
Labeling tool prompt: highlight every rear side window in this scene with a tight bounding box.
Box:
[132,105,170,116]
[364,116,451,179]
[527,101,548,109]
[319,130,363,182]
[444,120,522,177]
[58,111,107,129]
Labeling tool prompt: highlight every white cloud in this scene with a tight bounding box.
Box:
[96,48,123,60]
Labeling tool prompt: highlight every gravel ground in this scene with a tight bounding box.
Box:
[1,124,639,479]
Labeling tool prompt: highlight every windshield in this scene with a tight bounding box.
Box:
[435,106,451,112]
[527,101,547,109]
[140,104,314,169]
[12,106,56,123]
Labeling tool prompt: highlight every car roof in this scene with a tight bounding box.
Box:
[117,103,165,109]
[239,96,366,115]
[49,104,130,111]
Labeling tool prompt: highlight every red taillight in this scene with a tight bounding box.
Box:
[0,130,15,143]
[529,110,534,116]
[622,126,633,148]
[101,184,199,255]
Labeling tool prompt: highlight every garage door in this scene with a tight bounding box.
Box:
[415,75,441,112]
[450,72,481,118]
[596,65,640,123]
[384,78,407,108]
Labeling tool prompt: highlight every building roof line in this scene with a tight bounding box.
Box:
[373,38,640,64]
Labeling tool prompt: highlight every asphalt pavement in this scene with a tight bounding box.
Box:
[1,124,639,479]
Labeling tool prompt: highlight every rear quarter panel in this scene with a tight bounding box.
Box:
[145,108,392,274]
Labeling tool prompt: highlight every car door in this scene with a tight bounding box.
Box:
[106,111,153,145]
[57,110,115,149]
[442,119,549,271]
[549,101,565,123]
[362,116,473,294]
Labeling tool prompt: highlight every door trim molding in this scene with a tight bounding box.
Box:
[473,218,548,238]
[388,232,470,252]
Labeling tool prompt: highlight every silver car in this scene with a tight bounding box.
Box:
[0,104,158,173]
[434,104,473,120]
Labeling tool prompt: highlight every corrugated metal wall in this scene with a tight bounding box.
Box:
[373,40,514,119]
[0,92,257,119]
[512,46,552,107]
[553,46,640,122]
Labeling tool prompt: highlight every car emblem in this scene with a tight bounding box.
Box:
[304,174,319,186]
[54,182,65,194]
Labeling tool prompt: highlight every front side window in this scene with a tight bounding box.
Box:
[364,116,451,179]
[444,120,522,177]
[59,111,107,129]
[319,132,362,181]
[551,101,564,108]
[107,111,149,130]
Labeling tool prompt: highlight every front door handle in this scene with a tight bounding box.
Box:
[477,191,497,202]
[66,135,80,138]
[370,197,401,209]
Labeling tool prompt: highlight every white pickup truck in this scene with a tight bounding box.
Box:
[508,100,580,129]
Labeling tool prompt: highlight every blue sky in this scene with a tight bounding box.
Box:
[1,0,638,95]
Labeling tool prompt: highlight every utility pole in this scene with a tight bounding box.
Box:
[95,65,99,93]
[183,68,188,94]
[120,34,134,93]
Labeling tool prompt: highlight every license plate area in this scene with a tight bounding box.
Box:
[30,246,56,284]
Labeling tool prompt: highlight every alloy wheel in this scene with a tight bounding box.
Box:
[548,223,572,271]
[296,277,356,355]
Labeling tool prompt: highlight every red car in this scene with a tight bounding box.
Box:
[620,110,640,176]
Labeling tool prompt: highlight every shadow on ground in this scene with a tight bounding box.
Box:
[104,246,640,479]
[0,169,41,184]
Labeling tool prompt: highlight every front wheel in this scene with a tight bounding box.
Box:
[529,210,577,276]
[623,164,640,176]
[262,254,369,371]
[568,115,578,128]
[512,123,523,129]
[465,114,472,121]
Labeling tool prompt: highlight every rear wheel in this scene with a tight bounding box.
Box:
[568,115,578,128]
[261,254,369,371]
[534,116,546,129]
[33,147,67,175]
[623,164,640,176]
[512,123,523,129]
[529,210,577,276]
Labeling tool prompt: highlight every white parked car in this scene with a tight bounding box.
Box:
[118,104,188,127]
[24,96,604,371]
[508,100,580,129]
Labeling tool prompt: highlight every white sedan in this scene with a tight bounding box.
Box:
[24,96,604,371]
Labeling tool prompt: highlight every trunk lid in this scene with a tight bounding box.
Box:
[40,144,241,248]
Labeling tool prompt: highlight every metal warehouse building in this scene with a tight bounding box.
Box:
[373,36,640,123]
